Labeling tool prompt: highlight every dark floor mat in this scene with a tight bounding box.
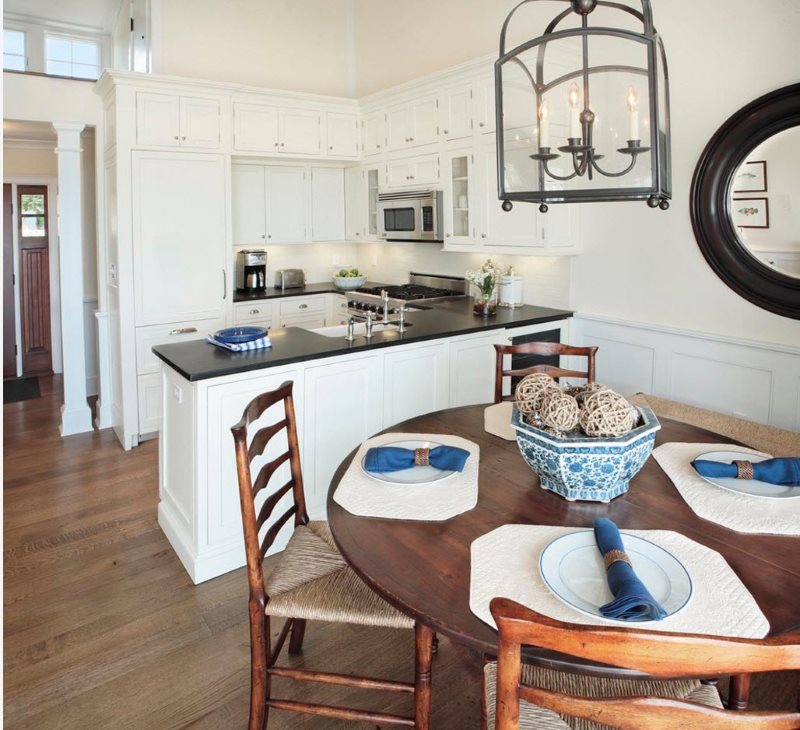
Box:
[4,377,41,404]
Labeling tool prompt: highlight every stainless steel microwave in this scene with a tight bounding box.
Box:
[377,190,443,242]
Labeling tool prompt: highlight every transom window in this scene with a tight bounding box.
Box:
[3,29,26,71]
[45,34,100,80]
[19,192,48,239]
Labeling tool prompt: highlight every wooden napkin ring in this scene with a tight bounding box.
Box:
[733,460,754,480]
[603,549,632,570]
[414,448,430,467]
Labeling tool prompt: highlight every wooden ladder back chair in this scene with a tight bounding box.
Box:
[488,597,800,730]
[493,343,598,404]
[232,380,434,730]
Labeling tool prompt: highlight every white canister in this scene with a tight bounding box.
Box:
[498,275,524,307]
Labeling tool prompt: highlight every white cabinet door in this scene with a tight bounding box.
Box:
[387,158,415,188]
[478,145,540,248]
[303,355,382,511]
[413,153,440,186]
[386,103,413,150]
[541,203,581,252]
[280,108,321,155]
[138,372,162,435]
[345,166,365,240]
[231,164,267,245]
[449,332,503,407]
[412,94,439,147]
[382,342,449,427]
[179,97,221,148]
[475,76,496,134]
[441,84,473,141]
[136,92,180,147]
[362,110,385,156]
[267,166,307,243]
[311,167,345,241]
[326,112,359,158]
[132,152,227,325]
[233,103,279,153]
[442,149,474,245]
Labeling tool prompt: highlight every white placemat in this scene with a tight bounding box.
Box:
[470,524,769,638]
[484,401,516,441]
[333,433,479,520]
[653,442,800,536]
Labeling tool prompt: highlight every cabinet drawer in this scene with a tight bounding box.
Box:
[279,296,326,316]
[138,372,162,435]
[233,302,273,324]
[136,318,224,375]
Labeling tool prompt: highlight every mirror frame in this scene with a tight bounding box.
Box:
[690,84,800,320]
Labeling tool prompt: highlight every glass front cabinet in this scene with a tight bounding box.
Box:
[443,149,474,247]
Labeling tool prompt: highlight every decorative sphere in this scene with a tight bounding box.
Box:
[540,390,580,432]
[515,373,558,415]
[539,203,549,214]
[579,109,595,125]
[580,390,637,437]
[570,0,597,15]
[647,195,660,208]
[501,199,513,212]
[659,198,670,210]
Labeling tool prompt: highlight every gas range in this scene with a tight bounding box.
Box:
[345,272,467,319]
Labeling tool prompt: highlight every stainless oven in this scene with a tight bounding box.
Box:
[377,190,443,242]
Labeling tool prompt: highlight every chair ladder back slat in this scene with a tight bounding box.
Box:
[252,451,291,498]
[260,504,297,559]
[248,418,289,463]
[281,389,309,529]
[256,479,295,530]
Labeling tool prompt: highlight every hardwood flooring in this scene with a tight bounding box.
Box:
[4,377,795,728]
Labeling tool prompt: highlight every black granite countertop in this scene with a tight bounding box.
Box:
[152,298,573,382]
[233,281,390,302]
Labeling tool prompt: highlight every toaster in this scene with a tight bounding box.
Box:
[275,268,305,290]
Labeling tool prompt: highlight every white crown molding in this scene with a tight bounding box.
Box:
[3,138,56,150]
[3,10,109,37]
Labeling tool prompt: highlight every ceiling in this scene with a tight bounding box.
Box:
[3,120,57,143]
[4,0,121,33]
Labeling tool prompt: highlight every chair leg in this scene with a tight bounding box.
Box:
[288,618,307,655]
[728,673,752,711]
[248,604,269,730]
[414,622,434,730]
[431,632,439,656]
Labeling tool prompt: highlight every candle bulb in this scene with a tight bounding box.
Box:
[538,99,550,148]
[626,86,640,141]
[568,83,581,140]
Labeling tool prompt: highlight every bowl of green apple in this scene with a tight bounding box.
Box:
[333,268,368,291]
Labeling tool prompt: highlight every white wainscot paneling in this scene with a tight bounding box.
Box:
[570,314,800,431]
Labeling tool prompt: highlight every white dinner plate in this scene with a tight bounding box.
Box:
[694,450,799,500]
[539,530,692,623]
[360,440,459,486]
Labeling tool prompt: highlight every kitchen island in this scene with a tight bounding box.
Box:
[153,299,572,583]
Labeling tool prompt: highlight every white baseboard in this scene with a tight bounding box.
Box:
[570,314,800,431]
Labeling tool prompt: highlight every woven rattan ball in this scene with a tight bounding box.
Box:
[579,389,637,437]
[539,389,580,432]
[564,381,607,406]
[515,373,558,415]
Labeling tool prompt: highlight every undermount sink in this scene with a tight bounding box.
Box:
[311,322,410,338]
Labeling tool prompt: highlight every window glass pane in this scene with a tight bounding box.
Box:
[21,217,46,237]
[72,63,99,80]
[3,53,25,71]
[46,36,71,62]
[20,194,45,215]
[4,29,25,56]
[72,40,98,65]
[46,59,72,77]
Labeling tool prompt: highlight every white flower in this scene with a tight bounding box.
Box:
[465,258,502,298]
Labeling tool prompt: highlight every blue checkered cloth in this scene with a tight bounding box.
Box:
[207,335,272,352]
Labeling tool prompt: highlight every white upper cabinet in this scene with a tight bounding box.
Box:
[362,110,385,156]
[311,168,345,241]
[232,164,267,245]
[441,83,473,141]
[326,112,359,158]
[474,76,496,134]
[386,94,439,150]
[345,166,365,240]
[136,92,221,149]
[280,108,321,155]
[233,103,280,152]
[442,149,475,245]
[132,151,227,325]
[267,166,307,242]
[387,153,439,188]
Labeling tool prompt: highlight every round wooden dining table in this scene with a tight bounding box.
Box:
[326,405,800,704]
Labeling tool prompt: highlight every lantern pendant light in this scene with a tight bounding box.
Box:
[496,0,671,213]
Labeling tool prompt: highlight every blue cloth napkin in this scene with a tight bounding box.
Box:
[364,445,470,473]
[692,457,800,486]
[206,335,272,352]
[593,518,667,622]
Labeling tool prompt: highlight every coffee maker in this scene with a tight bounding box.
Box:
[236,249,267,292]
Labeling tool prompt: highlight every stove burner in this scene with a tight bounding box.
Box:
[356,284,463,301]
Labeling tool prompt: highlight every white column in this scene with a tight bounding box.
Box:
[53,122,94,436]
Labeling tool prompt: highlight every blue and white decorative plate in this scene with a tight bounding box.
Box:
[539,530,693,623]
[213,326,268,344]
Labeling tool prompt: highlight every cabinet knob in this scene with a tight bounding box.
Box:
[329,145,333,150]
[479,122,485,128]
[268,234,272,239]
[280,142,285,147]
[410,137,414,141]
[355,232,360,236]
[169,327,198,335]
[261,234,265,239]
[274,142,279,147]
[481,233,487,238]
[299,304,308,309]
[444,129,449,134]
[446,233,452,238]
[249,309,260,315]
[174,135,179,140]
[377,144,381,148]
[181,136,186,140]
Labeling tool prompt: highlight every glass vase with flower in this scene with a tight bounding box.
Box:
[466,259,501,316]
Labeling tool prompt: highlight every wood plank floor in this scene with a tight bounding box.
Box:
[4,377,795,728]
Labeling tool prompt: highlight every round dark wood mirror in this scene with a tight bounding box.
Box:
[690,84,800,319]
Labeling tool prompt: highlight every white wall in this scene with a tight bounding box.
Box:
[3,145,57,177]
[152,0,357,97]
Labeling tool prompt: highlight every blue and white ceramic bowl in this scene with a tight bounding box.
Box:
[511,403,661,503]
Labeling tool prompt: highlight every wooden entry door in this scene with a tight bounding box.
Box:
[17,185,52,374]
[3,184,16,378]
